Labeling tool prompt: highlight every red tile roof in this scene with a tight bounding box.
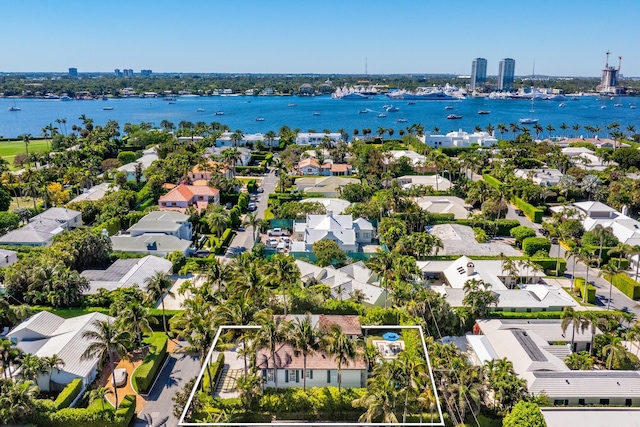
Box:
[257,343,366,370]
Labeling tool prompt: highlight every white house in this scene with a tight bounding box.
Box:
[301,198,351,215]
[80,255,173,294]
[468,319,640,406]
[291,212,374,253]
[110,234,191,256]
[7,311,114,391]
[31,207,83,229]
[295,132,342,147]
[295,260,387,306]
[413,196,471,219]
[561,146,611,171]
[206,146,252,166]
[295,176,360,197]
[0,249,18,267]
[70,183,119,204]
[396,175,452,191]
[127,210,193,241]
[423,129,498,148]
[215,131,280,148]
[257,315,365,389]
[0,218,65,247]
[514,168,564,186]
[384,150,427,168]
[117,146,158,181]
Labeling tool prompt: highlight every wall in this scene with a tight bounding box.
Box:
[265,369,364,389]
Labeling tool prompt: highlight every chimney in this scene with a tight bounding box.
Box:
[466,262,475,276]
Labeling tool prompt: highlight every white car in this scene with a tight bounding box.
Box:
[267,228,289,236]
[266,238,278,247]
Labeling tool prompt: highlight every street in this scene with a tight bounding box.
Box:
[133,348,201,427]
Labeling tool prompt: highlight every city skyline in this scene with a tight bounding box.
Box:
[2,0,640,76]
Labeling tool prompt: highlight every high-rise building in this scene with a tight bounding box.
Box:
[596,51,625,95]
[114,69,123,78]
[68,67,78,77]
[123,69,134,77]
[140,69,152,77]
[470,58,487,91]
[497,58,516,91]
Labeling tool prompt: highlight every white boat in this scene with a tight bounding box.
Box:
[601,105,607,109]
[8,106,21,111]
[614,103,623,107]
[214,111,224,116]
[377,113,387,118]
[60,95,73,101]
[519,118,538,124]
[358,109,369,114]
[559,103,566,107]
[631,105,637,109]
[103,107,114,110]
[256,117,265,121]
[385,105,399,112]
[196,107,205,112]
[313,112,320,116]
[478,110,491,115]
[287,103,297,107]
[44,94,59,99]
[397,118,408,123]
[445,105,454,110]
[447,114,462,120]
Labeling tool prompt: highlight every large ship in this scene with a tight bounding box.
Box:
[386,84,466,101]
[332,84,388,99]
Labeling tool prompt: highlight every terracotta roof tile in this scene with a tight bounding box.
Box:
[257,343,366,370]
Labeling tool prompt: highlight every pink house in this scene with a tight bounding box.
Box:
[187,161,231,182]
[158,184,220,213]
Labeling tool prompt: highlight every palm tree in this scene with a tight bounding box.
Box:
[81,319,131,408]
[242,212,261,243]
[572,124,581,137]
[144,271,175,335]
[497,123,508,139]
[603,336,627,369]
[0,379,39,424]
[214,299,256,375]
[263,254,299,316]
[89,386,113,411]
[255,311,286,391]
[546,124,556,139]
[118,301,156,347]
[20,134,32,169]
[42,354,65,392]
[561,307,586,352]
[560,122,568,137]
[397,351,426,423]
[323,324,356,391]
[287,314,321,391]
[18,354,42,383]
[206,207,230,238]
[230,129,244,148]
[599,263,623,311]
[353,368,398,423]
[0,338,22,379]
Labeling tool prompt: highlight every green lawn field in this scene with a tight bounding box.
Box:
[0,138,50,168]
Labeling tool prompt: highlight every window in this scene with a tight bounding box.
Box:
[553,399,568,406]
[578,399,585,405]
[526,308,532,313]
[289,370,296,383]
[305,370,311,379]
[267,369,274,382]
[626,399,632,406]
[599,399,610,405]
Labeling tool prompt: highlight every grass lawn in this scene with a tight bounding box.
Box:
[8,196,38,212]
[86,397,114,411]
[562,287,596,307]
[0,138,50,168]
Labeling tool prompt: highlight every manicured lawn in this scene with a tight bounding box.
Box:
[86,397,114,411]
[0,138,50,169]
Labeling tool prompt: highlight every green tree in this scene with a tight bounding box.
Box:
[287,314,321,391]
[255,311,286,391]
[81,319,131,408]
[503,401,546,427]
[312,239,346,267]
[89,386,114,411]
[462,279,498,318]
[561,307,587,352]
[42,354,65,392]
[323,324,356,391]
[144,271,175,336]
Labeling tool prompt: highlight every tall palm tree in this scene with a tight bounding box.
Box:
[242,212,261,243]
[230,129,244,148]
[144,271,175,336]
[598,263,623,311]
[17,354,42,383]
[323,324,356,391]
[42,354,65,392]
[397,351,426,423]
[287,314,321,391]
[118,301,157,347]
[206,207,230,238]
[353,372,398,424]
[81,319,131,408]
[214,299,256,375]
[255,311,286,391]
[561,307,586,352]
[603,336,627,369]
[0,338,22,379]
[263,254,300,316]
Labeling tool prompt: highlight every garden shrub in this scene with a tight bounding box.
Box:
[611,273,640,300]
[482,173,503,190]
[133,333,168,393]
[473,227,489,243]
[246,179,257,193]
[609,258,629,270]
[510,225,537,247]
[522,237,551,257]
[512,196,544,223]
[54,378,83,409]
[531,257,566,275]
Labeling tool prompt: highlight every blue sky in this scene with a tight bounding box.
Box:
[2,0,640,76]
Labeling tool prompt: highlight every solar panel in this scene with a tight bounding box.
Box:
[512,329,547,362]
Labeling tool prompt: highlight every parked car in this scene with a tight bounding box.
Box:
[257,187,264,193]
[267,228,289,237]
[281,236,291,244]
[539,228,550,236]
[266,237,278,247]
[113,368,128,388]
[514,209,524,216]
[247,203,257,211]
[194,250,210,258]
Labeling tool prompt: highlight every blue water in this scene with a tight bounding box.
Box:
[1,95,639,139]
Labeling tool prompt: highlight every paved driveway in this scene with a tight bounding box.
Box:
[133,347,201,427]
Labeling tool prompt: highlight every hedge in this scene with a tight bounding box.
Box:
[512,196,544,223]
[236,166,265,175]
[483,173,503,190]
[96,217,121,236]
[510,225,537,246]
[211,228,234,254]
[575,278,596,304]
[531,257,567,275]
[203,352,225,392]
[610,273,640,300]
[456,219,521,236]
[522,237,551,256]
[133,333,168,393]
[610,258,630,270]
[54,378,83,409]
[31,394,136,427]
[257,387,366,420]
[246,179,257,193]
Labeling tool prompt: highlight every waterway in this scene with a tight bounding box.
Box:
[1,95,639,139]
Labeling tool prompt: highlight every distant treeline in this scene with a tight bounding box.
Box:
[0,73,624,97]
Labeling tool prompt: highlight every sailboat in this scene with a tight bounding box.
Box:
[520,64,539,124]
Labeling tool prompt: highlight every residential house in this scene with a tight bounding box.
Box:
[0,249,18,267]
[561,146,612,171]
[296,159,352,177]
[70,183,119,203]
[295,260,387,306]
[467,319,640,406]
[0,218,66,247]
[206,146,252,166]
[188,161,232,182]
[31,207,83,229]
[295,176,359,197]
[7,311,115,391]
[423,129,498,148]
[296,158,321,175]
[514,168,564,186]
[540,408,640,427]
[384,150,428,169]
[127,210,193,240]
[295,132,342,147]
[215,131,280,148]
[413,196,472,219]
[158,184,220,213]
[257,315,366,389]
[301,198,351,215]
[81,255,173,294]
[291,212,375,253]
[110,234,191,256]
[117,146,158,181]
[328,163,352,176]
[396,175,452,191]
